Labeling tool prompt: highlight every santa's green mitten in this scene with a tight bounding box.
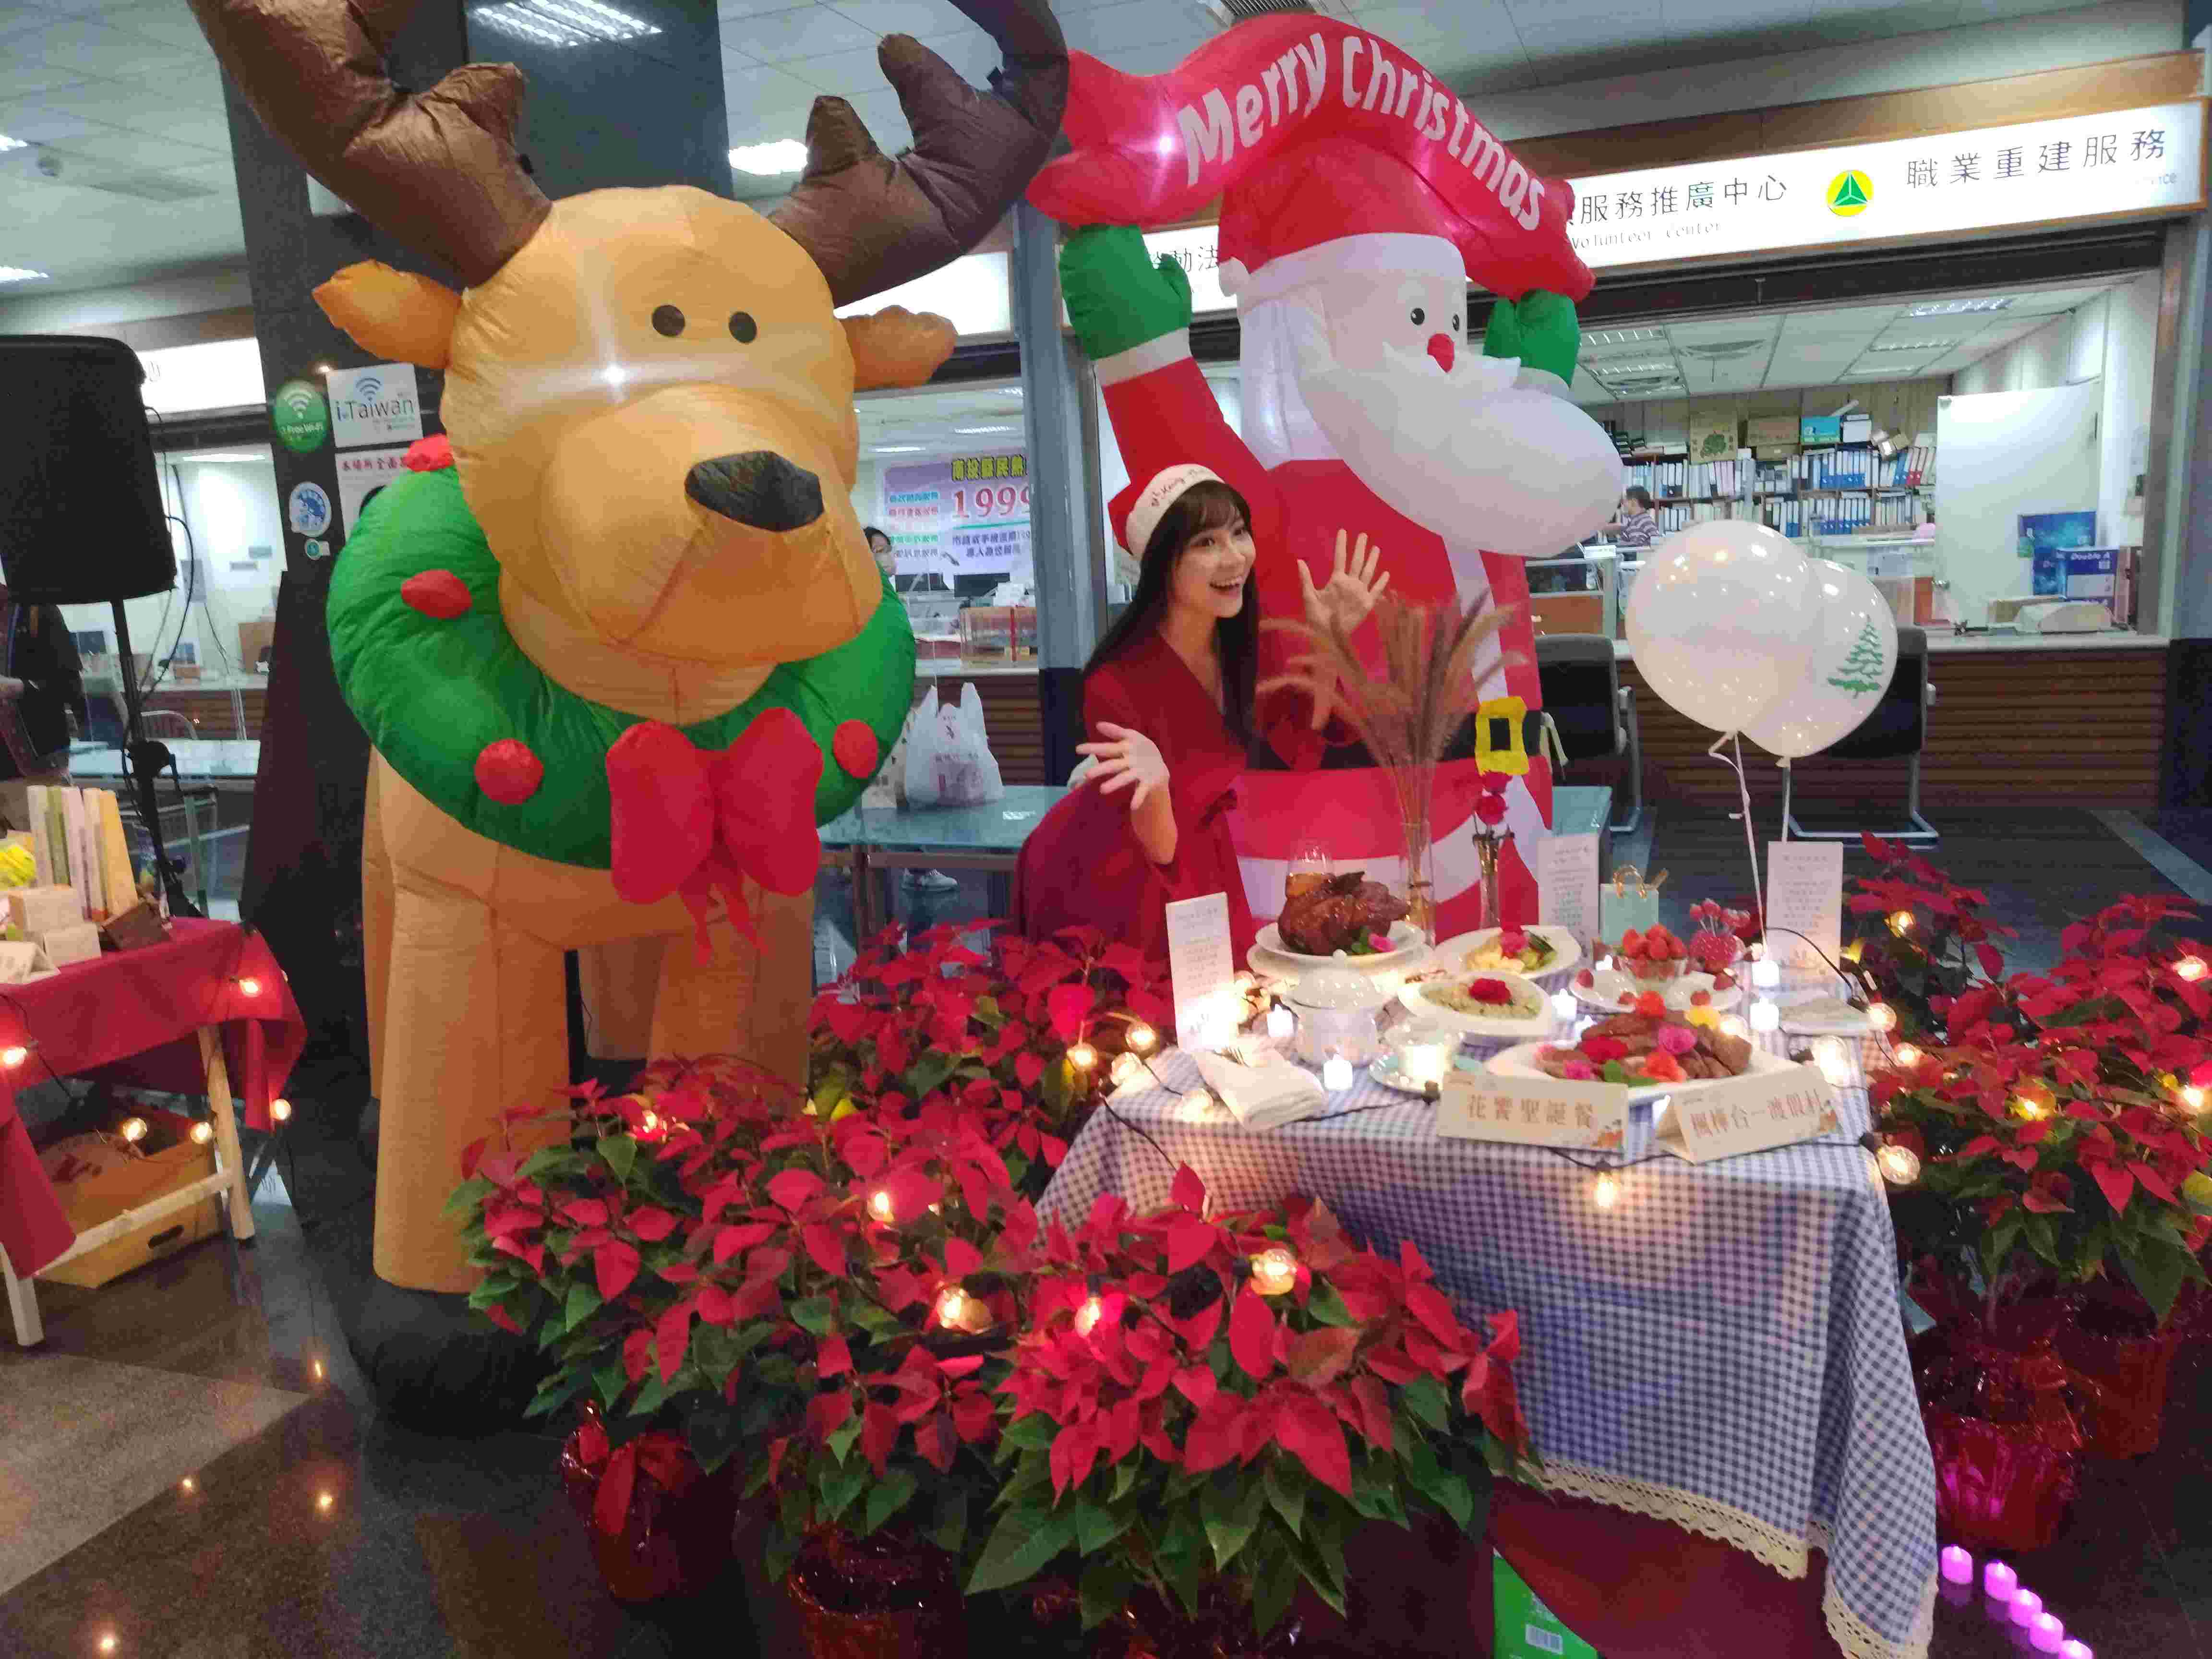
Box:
[1483,290,1580,387]
[1058,224,1193,363]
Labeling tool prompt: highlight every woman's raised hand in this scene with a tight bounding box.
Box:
[1077,721,1170,811]
[1299,529,1391,636]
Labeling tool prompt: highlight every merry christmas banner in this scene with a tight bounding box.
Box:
[878,452,1034,580]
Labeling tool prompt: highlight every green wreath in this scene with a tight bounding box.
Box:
[328,464,914,869]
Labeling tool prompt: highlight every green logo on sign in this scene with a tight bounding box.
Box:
[1827,618,1890,697]
[272,378,330,453]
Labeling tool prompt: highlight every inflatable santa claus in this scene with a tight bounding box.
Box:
[1029,17,1622,932]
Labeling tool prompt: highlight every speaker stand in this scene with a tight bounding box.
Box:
[108,601,198,920]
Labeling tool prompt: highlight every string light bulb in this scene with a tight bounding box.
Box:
[1749,999,1780,1034]
[270,1098,293,1123]
[1109,1051,1142,1087]
[118,1116,148,1144]
[869,1189,895,1224]
[1074,1295,1104,1336]
[1866,1002,1898,1034]
[1066,1042,1098,1072]
[312,1358,325,1381]
[2013,1095,2050,1121]
[1250,1246,1297,1295]
[1888,910,1914,937]
[1811,1038,1852,1088]
[1841,938,1864,965]
[2176,956,2209,983]
[2183,1085,2208,1113]
[1892,1044,1923,1070]
[316,1490,334,1514]
[180,1476,195,1493]
[1266,1004,1294,1042]
[190,1120,214,1145]
[1126,1022,1158,1054]
[637,1107,660,1134]
[1,1044,27,1069]
[237,976,261,997]
[936,1286,987,1332]
[1591,1170,1620,1209]
[1876,1142,1922,1185]
[1717,1014,1749,1041]
[98,1635,117,1655]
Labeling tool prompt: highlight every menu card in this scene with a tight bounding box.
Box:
[1164,891,1237,1051]
[1653,1066,1837,1163]
[1765,840,1843,973]
[1538,832,1601,956]
[1436,1072,1628,1152]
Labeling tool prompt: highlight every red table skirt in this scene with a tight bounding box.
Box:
[0,918,305,1276]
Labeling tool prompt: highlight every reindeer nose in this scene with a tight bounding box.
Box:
[685,451,823,531]
[1426,333,1456,373]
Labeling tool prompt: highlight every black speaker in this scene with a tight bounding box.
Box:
[0,335,175,603]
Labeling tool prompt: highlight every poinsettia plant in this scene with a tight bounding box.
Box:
[1844,832,2014,1039]
[969,1169,1529,1643]
[1875,891,2212,1324]
[811,922,1174,1200]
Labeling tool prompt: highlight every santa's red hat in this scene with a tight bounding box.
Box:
[1217,139,1471,301]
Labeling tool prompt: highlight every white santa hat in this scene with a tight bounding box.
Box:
[1116,463,1223,561]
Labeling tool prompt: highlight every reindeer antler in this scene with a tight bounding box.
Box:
[186,0,550,286]
[769,0,1068,307]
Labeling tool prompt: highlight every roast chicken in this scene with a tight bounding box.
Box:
[1276,871,1410,957]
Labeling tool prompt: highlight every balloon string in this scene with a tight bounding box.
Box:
[1708,730,1767,940]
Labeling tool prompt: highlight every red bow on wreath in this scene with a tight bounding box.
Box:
[607,708,822,959]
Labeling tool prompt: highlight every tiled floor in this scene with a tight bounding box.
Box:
[3,807,2208,1657]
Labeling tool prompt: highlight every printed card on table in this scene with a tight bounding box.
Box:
[1164,891,1237,1052]
[1766,840,1844,973]
[1654,1065,1838,1163]
[1436,1072,1628,1152]
[1538,832,1601,956]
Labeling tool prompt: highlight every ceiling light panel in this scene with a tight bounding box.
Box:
[1581,326,1664,349]
[0,267,49,284]
[1906,296,2016,317]
[1591,361,1675,375]
[472,0,660,48]
[730,139,807,176]
[1864,339,1960,353]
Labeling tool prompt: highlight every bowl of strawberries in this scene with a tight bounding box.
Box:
[1613,924,1688,984]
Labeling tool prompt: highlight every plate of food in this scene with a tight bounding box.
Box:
[1570,966,1741,1014]
[1435,925,1580,978]
[1256,871,1424,968]
[1486,1009,1791,1102]
[1397,970,1555,1037]
[1368,1044,1483,1097]
[1608,924,1692,986]
[1779,997,1875,1036]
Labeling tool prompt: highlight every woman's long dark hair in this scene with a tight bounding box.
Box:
[1085,479,1258,741]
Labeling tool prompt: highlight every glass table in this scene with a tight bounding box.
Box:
[819,785,1068,938]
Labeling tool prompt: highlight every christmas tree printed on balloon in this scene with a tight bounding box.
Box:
[1827,618,1890,698]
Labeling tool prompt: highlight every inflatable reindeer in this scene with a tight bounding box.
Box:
[187,0,1068,1292]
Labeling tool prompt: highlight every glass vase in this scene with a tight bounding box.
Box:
[1470,833,1501,938]
[1396,772,1437,946]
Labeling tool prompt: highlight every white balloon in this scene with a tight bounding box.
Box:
[1743,560,1900,758]
[1623,522,1824,733]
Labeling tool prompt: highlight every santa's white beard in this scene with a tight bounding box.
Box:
[1294,338,1624,558]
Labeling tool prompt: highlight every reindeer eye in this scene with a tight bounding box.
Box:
[651,305,685,337]
[1452,314,1461,333]
[729,311,757,343]
[1410,306,1426,326]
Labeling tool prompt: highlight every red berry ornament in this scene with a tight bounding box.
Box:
[401,569,471,619]
[475,738,544,804]
[831,719,880,779]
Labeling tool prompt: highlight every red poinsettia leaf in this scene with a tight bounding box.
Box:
[1275,1394,1352,1496]
[1286,1325,1362,1388]
[803,1223,850,1278]
[1166,1216,1217,1274]
[1172,1365,1218,1410]
[1975,942,2005,979]
[622,1326,653,1384]
[1348,1373,1394,1451]
[459,1137,488,1180]
[817,1334,853,1379]
[697,1284,736,1325]
[1230,1286,1277,1380]
[768,1168,825,1212]
[2130,1161,2179,1204]
[628,1207,678,1242]
[807,1390,853,1443]
[1999,1147,2038,1173]
[843,1133,888,1180]
[1181,1404,1244,1475]
[1047,984,1094,1042]
[2091,1160,2137,1214]
[1404,1282,1466,1347]
[1039,1133,1068,1168]
[944,1237,985,1278]
[655,1302,692,1383]
[1014,1051,1046,1088]
[594,1240,641,1301]
[1171,1164,1208,1215]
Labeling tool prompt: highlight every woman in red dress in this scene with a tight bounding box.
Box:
[1014,464,1385,962]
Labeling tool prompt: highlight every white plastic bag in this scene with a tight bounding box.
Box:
[902,683,1003,807]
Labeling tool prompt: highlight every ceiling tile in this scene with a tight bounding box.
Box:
[21,18,193,78]
[1062,0,1218,58]
[724,5,878,62]
[777,42,887,91]
[723,59,825,116]
[1095,30,1214,77]
[45,122,221,170]
[822,0,975,35]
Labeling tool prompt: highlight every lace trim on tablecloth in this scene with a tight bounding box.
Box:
[1523,1460,1809,1578]
[1527,1466,1935,1659]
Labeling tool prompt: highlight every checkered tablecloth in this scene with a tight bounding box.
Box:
[1041,1007,1938,1659]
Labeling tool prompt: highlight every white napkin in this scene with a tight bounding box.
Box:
[1193,1049,1328,1131]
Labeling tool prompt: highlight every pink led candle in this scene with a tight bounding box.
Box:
[2009,1589,2044,1627]
[2060,1641,2093,1659]
[2031,1613,2065,1653]
[1939,1546,1972,1585]
[1983,1561,2017,1599]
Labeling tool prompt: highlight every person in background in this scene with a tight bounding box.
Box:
[864,525,897,583]
[0,590,86,833]
[1013,465,1386,962]
[1608,486,1659,552]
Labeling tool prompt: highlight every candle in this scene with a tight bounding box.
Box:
[1939,1547,1972,1585]
[1751,956,1780,989]
[1983,1561,2017,1600]
[2031,1613,2065,1653]
[2009,1589,2044,1627]
[1749,999,1779,1033]
[1403,1043,1448,1087]
[1267,1005,1294,1042]
[2060,1640,2093,1659]
[1551,989,1577,1022]
[1322,1054,1354,1092]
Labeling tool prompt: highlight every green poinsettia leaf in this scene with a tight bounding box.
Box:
[1074,1497,1130,1556]
[597,1134,638,1183]
[929,1487,970,1557]
[1263,1456,1307,1537]
[790,1296,837,1335]
[1200,1474,1268,1571]
[565,1279,602,1334]
[863,1467,919,1535]
[1399,1374,1450,1434]
[1252,1534,1301,1636]
[1080,1556,1137,1629]
[1303,1281,1356,1328]
[967,1504,1075,1593]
